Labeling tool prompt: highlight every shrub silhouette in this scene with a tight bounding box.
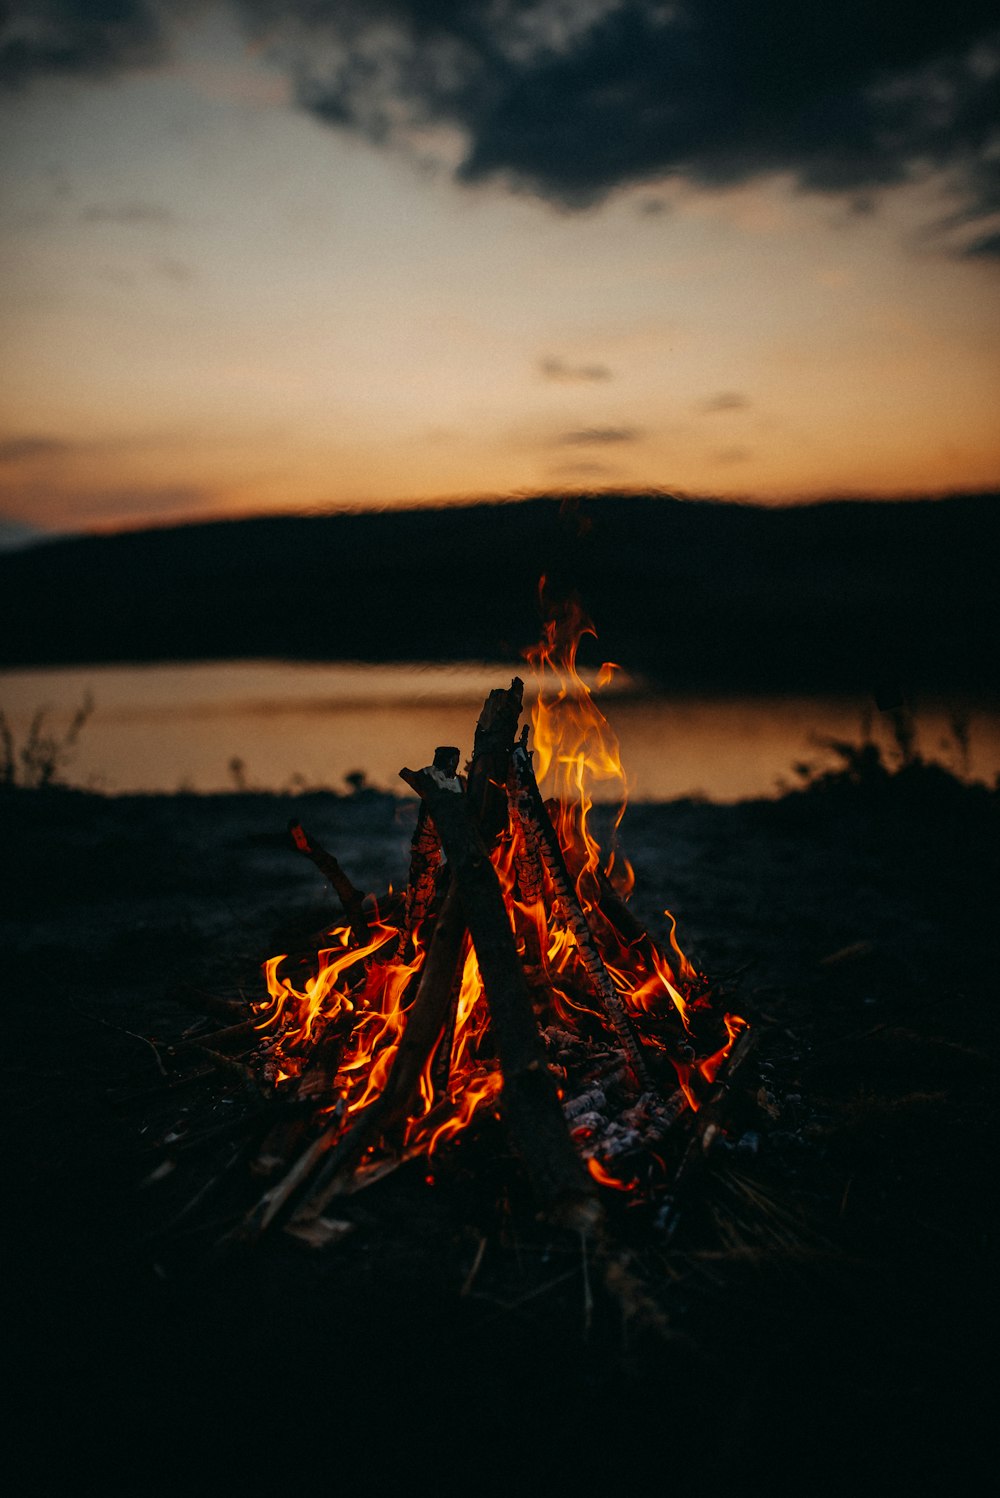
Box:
[0,693,94,789]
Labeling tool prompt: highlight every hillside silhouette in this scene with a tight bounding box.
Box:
[2,492,997,698]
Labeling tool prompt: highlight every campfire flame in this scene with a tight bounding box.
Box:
[255,587,745,1193]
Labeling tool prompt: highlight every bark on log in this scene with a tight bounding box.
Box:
[466,679,524,844]
[402,746,461,939]
[507,729,547,907]
[288,820,370,947]
[399,767,600,1232]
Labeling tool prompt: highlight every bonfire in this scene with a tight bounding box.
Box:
[222,589,750,1244]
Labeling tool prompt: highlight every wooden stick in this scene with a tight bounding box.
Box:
[402,745,462,941]
[656,1026,757,1240]
[167,1016,264,1055]
[399,767,601,1232]
[507,741,653,1091]
[170,986,249,1023]
[188,1045,269,1101]
[288,819,370,947]
[292,693,525,1218]
[466,679,524,844]
[234,1103,347,1243]
[290,876,468,1223]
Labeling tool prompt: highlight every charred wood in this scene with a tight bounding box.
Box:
[167,1015,266,1056]
[288,820,370,946]
[508,742,652,1091]
[290,876,468,1222]
[402,746,460,940]
[169,986,250,1023]
[188,1045,269,1102]
[467,679,524,844]
[656,1026,757,1240]
[400,766,600,1233]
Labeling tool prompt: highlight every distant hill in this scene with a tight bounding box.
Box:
[1,492,997,698]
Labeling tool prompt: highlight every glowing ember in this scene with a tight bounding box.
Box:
[253,585,746,1196]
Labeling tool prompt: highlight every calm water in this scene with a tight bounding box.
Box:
[1,660,996,801]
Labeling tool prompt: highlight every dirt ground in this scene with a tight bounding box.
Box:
[3,765,995,1495]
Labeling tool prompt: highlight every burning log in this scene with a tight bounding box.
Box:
[238,687,535,1232]
[507,736,653,1091]
[466,679,524,840]
[656,1024,757,1239]
[400,765,600,1231]
[289,877,468,1222]
[402,745,461,942]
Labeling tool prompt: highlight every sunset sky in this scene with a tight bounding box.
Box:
[2,1,999,537]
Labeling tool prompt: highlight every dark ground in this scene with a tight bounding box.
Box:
[3,760,996,1494]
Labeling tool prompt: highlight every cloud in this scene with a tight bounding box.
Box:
[5,4,998,255]
[963,228,1000,258]
[539,355,612,382]
[698,391,749,414]
[549,460,615,478]
[711,446,752,465]
[0,435,76,463]
[237,1,1000,255]
[153,255,194,281]
[558,426,642,445]
[0,0,169,87]
[81,202,177,226]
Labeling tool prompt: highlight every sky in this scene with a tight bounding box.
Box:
[1,0,999,536]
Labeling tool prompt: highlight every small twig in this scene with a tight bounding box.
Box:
[461,1235,489,1297]
[67,1002,168,1077]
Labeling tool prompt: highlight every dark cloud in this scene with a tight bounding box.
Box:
[712,446,752,464]
[558,426,641,445]
[698,391,749,413]
[81,201,177,225]
[539,355,612,382]
[0,435,75,462]
[238,1,1000,255]
[0,1,170,87]
[5,4,998,255]
[963,228,1000,258]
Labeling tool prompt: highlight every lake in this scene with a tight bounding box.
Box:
[1,660,996,801]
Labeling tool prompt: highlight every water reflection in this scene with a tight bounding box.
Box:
[0,659,995,801]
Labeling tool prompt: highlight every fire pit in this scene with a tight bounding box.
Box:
[158,592,747,1256]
